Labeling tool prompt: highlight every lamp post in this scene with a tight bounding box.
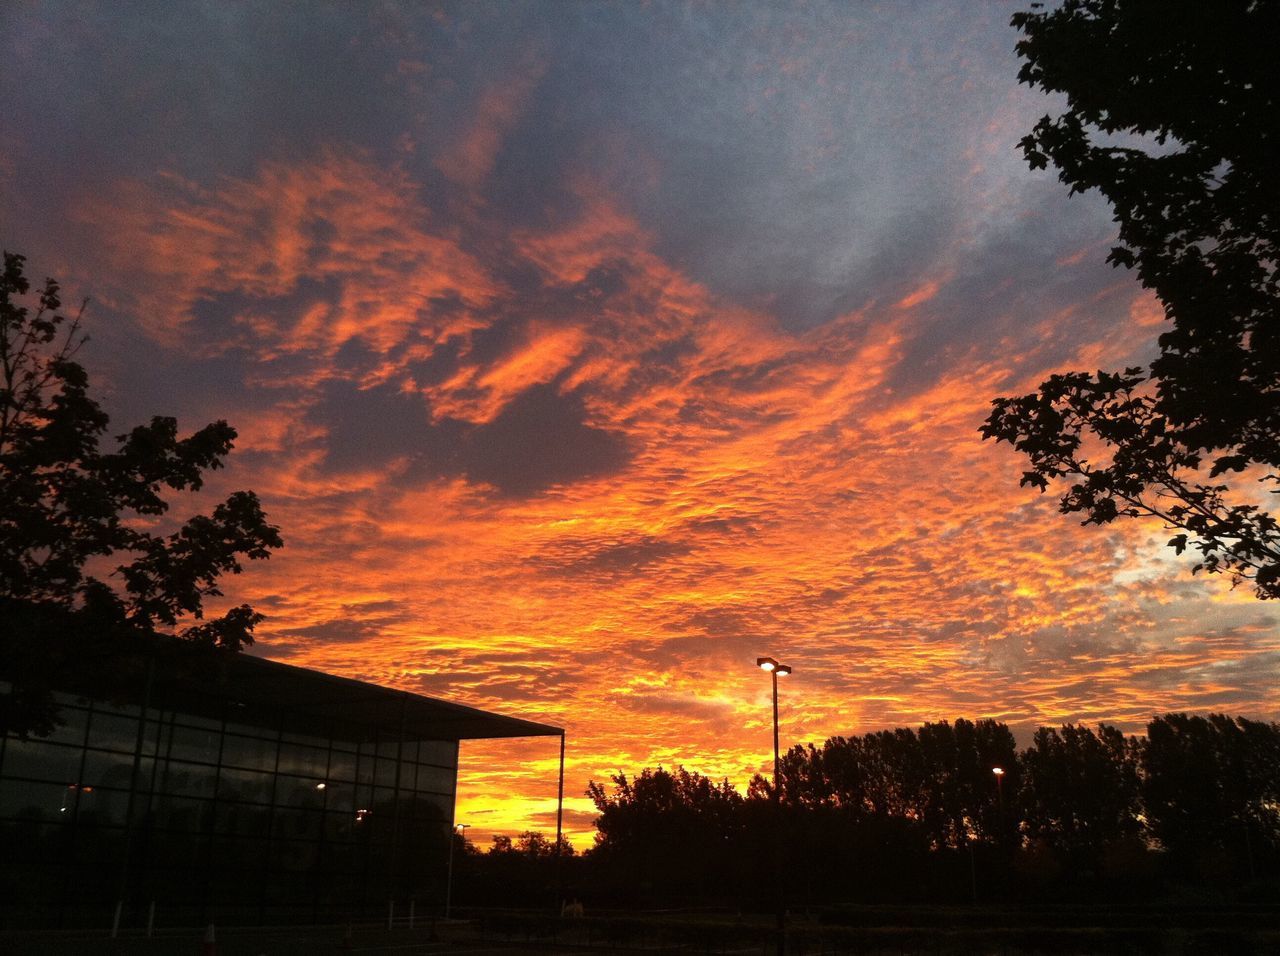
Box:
[991,766,1005,844]
[757,656,791,956]
[444,823,469,919]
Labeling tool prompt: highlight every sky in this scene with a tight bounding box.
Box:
[3,0,1277,848]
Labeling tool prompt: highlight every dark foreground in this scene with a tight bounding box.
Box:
[3,906,1279,955]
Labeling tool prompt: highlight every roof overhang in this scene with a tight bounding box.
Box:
[226,653,563,741]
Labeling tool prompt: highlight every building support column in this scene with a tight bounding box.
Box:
[554,731,565,912]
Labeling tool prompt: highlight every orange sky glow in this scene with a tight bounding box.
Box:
[3,2,1277,849]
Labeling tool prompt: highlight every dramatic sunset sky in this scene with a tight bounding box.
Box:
[3,1,1277,847]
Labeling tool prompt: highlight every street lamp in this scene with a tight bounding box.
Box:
[756,658,792,797]
[757,656,791,956]
[444,823,469,919]
[991,766,1006,851]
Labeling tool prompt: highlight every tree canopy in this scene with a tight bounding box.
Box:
[0,252,282,735]
[584,714,1280,905]
[981,0,1280,597]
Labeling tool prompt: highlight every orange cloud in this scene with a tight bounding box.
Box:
[73,152,1280,849]
[896,278,942,310]
[436,55,547,190]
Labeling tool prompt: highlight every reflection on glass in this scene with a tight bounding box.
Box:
[217,766,273,804]
[47,706,91,746]
[415,764,456,795]
[157,760,218,798]
[0,778,83,821]
[166,725,220,765]
[327,750,357,782]
[86,712,145,754]
[81,750,143,789]
[75,786,130,826]
[221,733,276,772]
[418,740,457,766]
[1,691,469,920]
[1,739,83,783]
[277,741,326,776]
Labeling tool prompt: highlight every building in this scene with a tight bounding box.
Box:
[0,645,562,930]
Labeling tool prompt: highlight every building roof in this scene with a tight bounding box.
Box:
[225,653,564,741]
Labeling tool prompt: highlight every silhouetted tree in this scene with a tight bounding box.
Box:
[1142,714,1280,874]
[982,0,1280,598]
[587,766,745,903]
[913,719,1018,850]
[582,713,1279,907]
[0,252,282,735]
[466,830,576,907]
[1020,723,1142,879]
[500,830,575,859]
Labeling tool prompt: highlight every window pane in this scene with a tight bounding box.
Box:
[270,837,319,872]
[273,808,322,841]
[277,776,326,810]
[74,785,132,826]
[324,782,354,814]
[374,758,397,788]
[215,800,273,838]
[277,741,326,777]
[1,739,84,783]
[415,764,455,795]
[167,725,221,765]
[0,778,79,821]
[86,712,141,753]
[224,716,275,738]
[149,794,213,834]
[281,719,331,747]
[416,792,452,824]
[155,760,218,799]
[81,749,144,790]
[323,809,355,842]
[418,740,456,767]
[222,733,276,772]
[173,712,222,732]
[48,706,91,746]
[327,750,356,782]
[97,700,140,718]
[217,766,274,805]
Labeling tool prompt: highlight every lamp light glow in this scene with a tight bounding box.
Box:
[757,656,778,672]
[992,766,1005,776]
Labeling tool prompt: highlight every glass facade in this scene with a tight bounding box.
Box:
[0,685,460,929]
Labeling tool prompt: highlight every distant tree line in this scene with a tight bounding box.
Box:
[454,714,1280,909]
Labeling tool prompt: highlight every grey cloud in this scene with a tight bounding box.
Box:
[312,380,443,473]
[455,382,631,497]
[312,379,630,497]
[530,535,693,580]
[276,620,383,644]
